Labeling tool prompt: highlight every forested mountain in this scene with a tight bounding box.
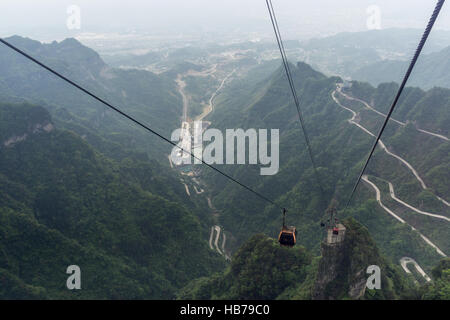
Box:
[0,35,447,300]
[0,36,182,162]
[200,60,449,275]
[0,102,224,298]
[300,28,450,55]
[178,218,418,300]
[296,28,450,79]
[350,46,450,89]
[420,258,450,299]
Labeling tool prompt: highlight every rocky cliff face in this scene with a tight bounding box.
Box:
[0,103,53,148]
[313,241,368,299]
[178,219,413,300]
[312,218,407,300]
[3,122,53,147]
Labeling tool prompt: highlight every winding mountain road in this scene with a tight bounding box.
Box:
[332,86,448,257]
[175,65,219,123]
[172,64,236,262]
[214,225,222,255]
[333,86,449,207]
[176,75,189,122]
[388,181,450,222]
[361,175,405,224]
[362,175,447,257]
[377,139,427,190]
[208,225,230,260]
[337,86,449,142]
[327,95,446,221]
[195,69,236,121]
[209,226,214,250]
[182,181,191,196]
[193,185,204,194]
[400,257,431,282]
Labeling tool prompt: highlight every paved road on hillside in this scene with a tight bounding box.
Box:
[338,87,449,142]
[333,86,449,208]
[174,66,238,263]
[362,175,446,257]
[208,224,231,260]
[400,257,431,282]
[176,75,189,122]
[333,87,448,256]
[195,69,236,121]
[388,181,450,222]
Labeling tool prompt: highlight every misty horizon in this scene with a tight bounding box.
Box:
[2,1,450,43]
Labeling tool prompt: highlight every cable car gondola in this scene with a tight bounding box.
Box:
[278,208,297,247]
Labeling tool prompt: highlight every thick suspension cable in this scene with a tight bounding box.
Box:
[0,37,280,209]
[266,0,327,200]
[343,0,446,211]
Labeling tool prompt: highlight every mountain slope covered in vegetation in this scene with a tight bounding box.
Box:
[0,36,182,162]
[200,60,448,274]
[350,46,450,90]
[0,102,224,299]
[178,218,418,300]
[0,35,448,300]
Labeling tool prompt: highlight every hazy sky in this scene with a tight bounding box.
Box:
[1,0,449,41]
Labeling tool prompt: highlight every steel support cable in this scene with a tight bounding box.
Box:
[266,0,327,201]
[0,38,281,209]
[343,0,446,212]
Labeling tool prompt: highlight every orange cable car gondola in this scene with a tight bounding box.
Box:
[278,208,297,247]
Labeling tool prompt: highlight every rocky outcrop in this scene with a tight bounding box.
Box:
[312,241,368,299]
[32,122,54,134]
[3,133,28,147]
[3,121,53,147]
[313,241,347,299]
[1,103,54,148]
[312,218,397,300]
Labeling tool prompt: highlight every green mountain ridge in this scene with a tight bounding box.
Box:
[0,35,447,300]
[0,36,182,162]
[0,102,225,299]
[296,28,450,80]
[200,60,448,272]
[178,218,418,300]
[350,46,450,90]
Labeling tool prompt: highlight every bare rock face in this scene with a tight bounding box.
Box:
[3,121,53,147]
[348,270,367,299]
[312,218,386,300]
[1,104,54,148]
[3,133,28,147]
[312,241,346,300]
[32,122,54,134]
